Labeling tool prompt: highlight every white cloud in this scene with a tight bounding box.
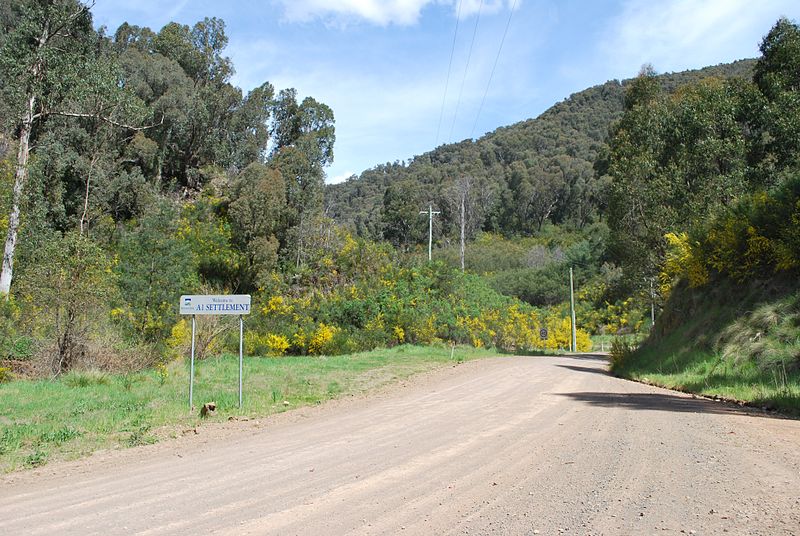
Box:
[327,170,357,184]
[273,0,518,26]
[458,0,519,18]
[602,0,797,77]
[275,0,435,25]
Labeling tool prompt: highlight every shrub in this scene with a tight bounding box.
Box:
[15,232,116,375]
[609,337,635,371]
[264,334,290,356]
[0,366,12,383]
[308,323,338,355]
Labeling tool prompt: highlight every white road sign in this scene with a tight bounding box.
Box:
[180,295,251,315]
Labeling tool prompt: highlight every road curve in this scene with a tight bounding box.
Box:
[1,355,798,535]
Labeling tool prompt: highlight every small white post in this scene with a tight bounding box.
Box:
[238,315,243,409]
[189,314,196,410]
[570,267,577,352]
[650,278,656,327]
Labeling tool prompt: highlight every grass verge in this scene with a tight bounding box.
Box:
[611,278,800,416]
[0,344,496,473]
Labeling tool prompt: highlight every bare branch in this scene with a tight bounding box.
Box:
[50,111,164,131]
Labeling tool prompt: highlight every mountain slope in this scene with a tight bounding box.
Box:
[325,59,756,241]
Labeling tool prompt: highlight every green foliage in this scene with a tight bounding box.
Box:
[116,200,197,341]
[23,449,47,468]
[654,175,800,287]
[607,75,752,288]
[178,194,242,288]
[327,60,755,243]
[38,426,82,445]
[228,163,285,288]
[14,231,116,374]
[0,0,95,129]
[381,179,425,250]
[125,415,156,447]
[0,298,33,362]
[752,18,800,175]
[488,264,567,306]
[607,18,800,296]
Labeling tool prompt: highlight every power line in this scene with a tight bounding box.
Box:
[470,0,517,139]
[447,0,484,143]
[435,0,464,147]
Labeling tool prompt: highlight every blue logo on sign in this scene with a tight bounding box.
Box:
[183,297,191,307]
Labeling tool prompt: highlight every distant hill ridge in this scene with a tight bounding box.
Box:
[325,59,756,242]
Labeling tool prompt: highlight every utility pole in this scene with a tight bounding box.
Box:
[569,266,577,352]
[419,204,441,262]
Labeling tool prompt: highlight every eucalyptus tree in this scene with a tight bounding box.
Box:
[228,162,286,289]
[607,68,752,289]
[270,89,335,217]
[753,17,800,173]
[0,0,148,296]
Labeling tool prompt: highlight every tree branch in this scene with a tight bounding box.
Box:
[45,1,95,45]
[49,111,164,131]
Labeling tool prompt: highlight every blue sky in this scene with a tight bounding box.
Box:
[90,0,800,184]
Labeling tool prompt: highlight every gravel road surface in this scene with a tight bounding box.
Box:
[1,355,798,535]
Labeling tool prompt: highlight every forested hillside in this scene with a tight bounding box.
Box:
[326,60,755,243]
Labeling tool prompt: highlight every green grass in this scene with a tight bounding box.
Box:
[611,279,800,416]
[0,344,496,472]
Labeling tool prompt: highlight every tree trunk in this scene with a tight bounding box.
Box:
[0,95,36,297]
[79,154,99,236]
[0,15,50,298]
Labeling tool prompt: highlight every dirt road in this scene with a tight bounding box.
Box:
[1,355,798,535]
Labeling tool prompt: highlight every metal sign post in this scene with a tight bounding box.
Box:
[180,295,251,410]
[189,314,196,408]
[238,315,243,408]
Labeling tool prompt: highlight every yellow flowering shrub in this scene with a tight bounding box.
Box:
[292,330,307,353]
[496,305,541,351]
[741,226,772,278]
[262,295,293,316]
[309,323,338,355]
[167,319,191,350]
[244,332,266,355]
[458,315,491,348]
[265,333,290,356]
[365,313,385,333]
[393,325,405,344]
[410,314,439,344]
[662,232,708,296]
